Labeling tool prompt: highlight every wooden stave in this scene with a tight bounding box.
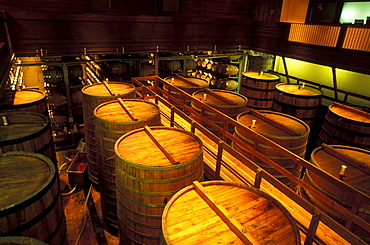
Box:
[0,111,56,165]
[233,110,310,186]
[0,152,67,245]
[161,181,301,245]
[93,99,161,232]
[301,145,370,243]
[82,82,136,187]
[115,126,204,245]
[0,89,48,116]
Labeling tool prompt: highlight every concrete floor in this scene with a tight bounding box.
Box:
[57,149,119,245]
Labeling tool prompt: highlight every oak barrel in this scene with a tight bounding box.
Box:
[0,111,56,165]
[318,103,370,149]
[217,63,239,76]
[191,89,248,138]
[0,236,48,245]
[240,71,280,110]
[301,144,370,243]
[0,89,47,116]
[273,83,323,128]
[163,76,208,110]
[161,181,301,245]
[82,82,136,187]
[94,99,161,233]
[233,110,310,186]
[0,152,67,245]
[248,55,274,72]
[115,126,204,245]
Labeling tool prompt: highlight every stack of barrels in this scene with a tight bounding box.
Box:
[0,89,67,244]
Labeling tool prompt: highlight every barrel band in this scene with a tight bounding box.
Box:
[117,200,162,220]
[241,84,275,92]
[0,122,50,146]
[273,99,320,110]
[323,118,370,137]
[319,128,370,148]
[275,89,322,99]
[116,187,167,208]
[35,139,55,155]
[45,212,67,244]
[117,208,161,229]
[328,110,370,127]
[0,185,61,237]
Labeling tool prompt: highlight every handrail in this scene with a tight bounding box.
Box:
[131,75,370,245]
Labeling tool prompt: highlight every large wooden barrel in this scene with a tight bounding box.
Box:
[82,81,136,188]
[273,83,323,128]
[94,99,161,234]
[240,71,280,110]
[0,89,47,115]
[0,152,67,245]
[163,76,208,110]
[233,110,310,186]
[115,126,204,245]
[318,103,370,149]
[0,111,56,165]
[191,89,248,138]
[161,181,301,245]
[0,236,48,245]
[248,55,274,72]
[301,144,370,243]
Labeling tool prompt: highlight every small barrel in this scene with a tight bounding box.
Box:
[0,236,48,245]
[183,59,197,70]
[82,82,136,188]
[191,89,248,138]
[240,71,280,110]
[94,99,161,234]
[163,76,209,110]
[0,152,67,245]
[318,103,370,149]
[233,110,310,186]
[273,83,323,128]
[301,144,370,242]
[115,126,204,245]
[160,60,181,71]
[217,63,239,76]
[220,78,238,91]
[0,111,56,165]
[0,89,47,115]
[161,181,301,245]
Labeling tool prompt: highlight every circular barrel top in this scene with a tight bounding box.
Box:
[311,145,370,195]
[0,111,49,145]
[328,103,370,124]
[0,89,45,108]
[242,71,280,81]
[82,82,135,98]
[275,83,323,97]
[164,76,208,89]
[115,126,202,168]
[0,152,54,211]
[0,236,48,245]
[193,89,247,108]
[94,99,160,124]
[162,181,300,245]
[237,110,310,138]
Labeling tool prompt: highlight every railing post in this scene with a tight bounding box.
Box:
[304,211,322,245]
[215,141,224,179]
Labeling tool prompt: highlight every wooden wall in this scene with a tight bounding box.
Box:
[0,0,256,57]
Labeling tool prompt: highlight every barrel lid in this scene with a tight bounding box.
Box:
[242,71,279,80]
[94,99,160,123]
[0,152,55,211]
[0,89,45,107]
[237,110,309,138]
[0,111,48,145]
[162,181,300,245]
[193,89,247,108]
[311,145,370,194]
[164,76,208,89]
[115,126,202,168]
[275,83,322,97]
[82,82,135,97]
[329,103,370,123]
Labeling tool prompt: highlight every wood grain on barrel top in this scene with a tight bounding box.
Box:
[0,153,52,208]
[95,99,159,123]
[276,84,322,96]
[242,71,279,80]
[115,128,202,167]
[330,103,370,123]
[0,113,47,142]
[82,82,135,97]
[162,182,299,245]
[193,90,247,107]
[0,90,45,106]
